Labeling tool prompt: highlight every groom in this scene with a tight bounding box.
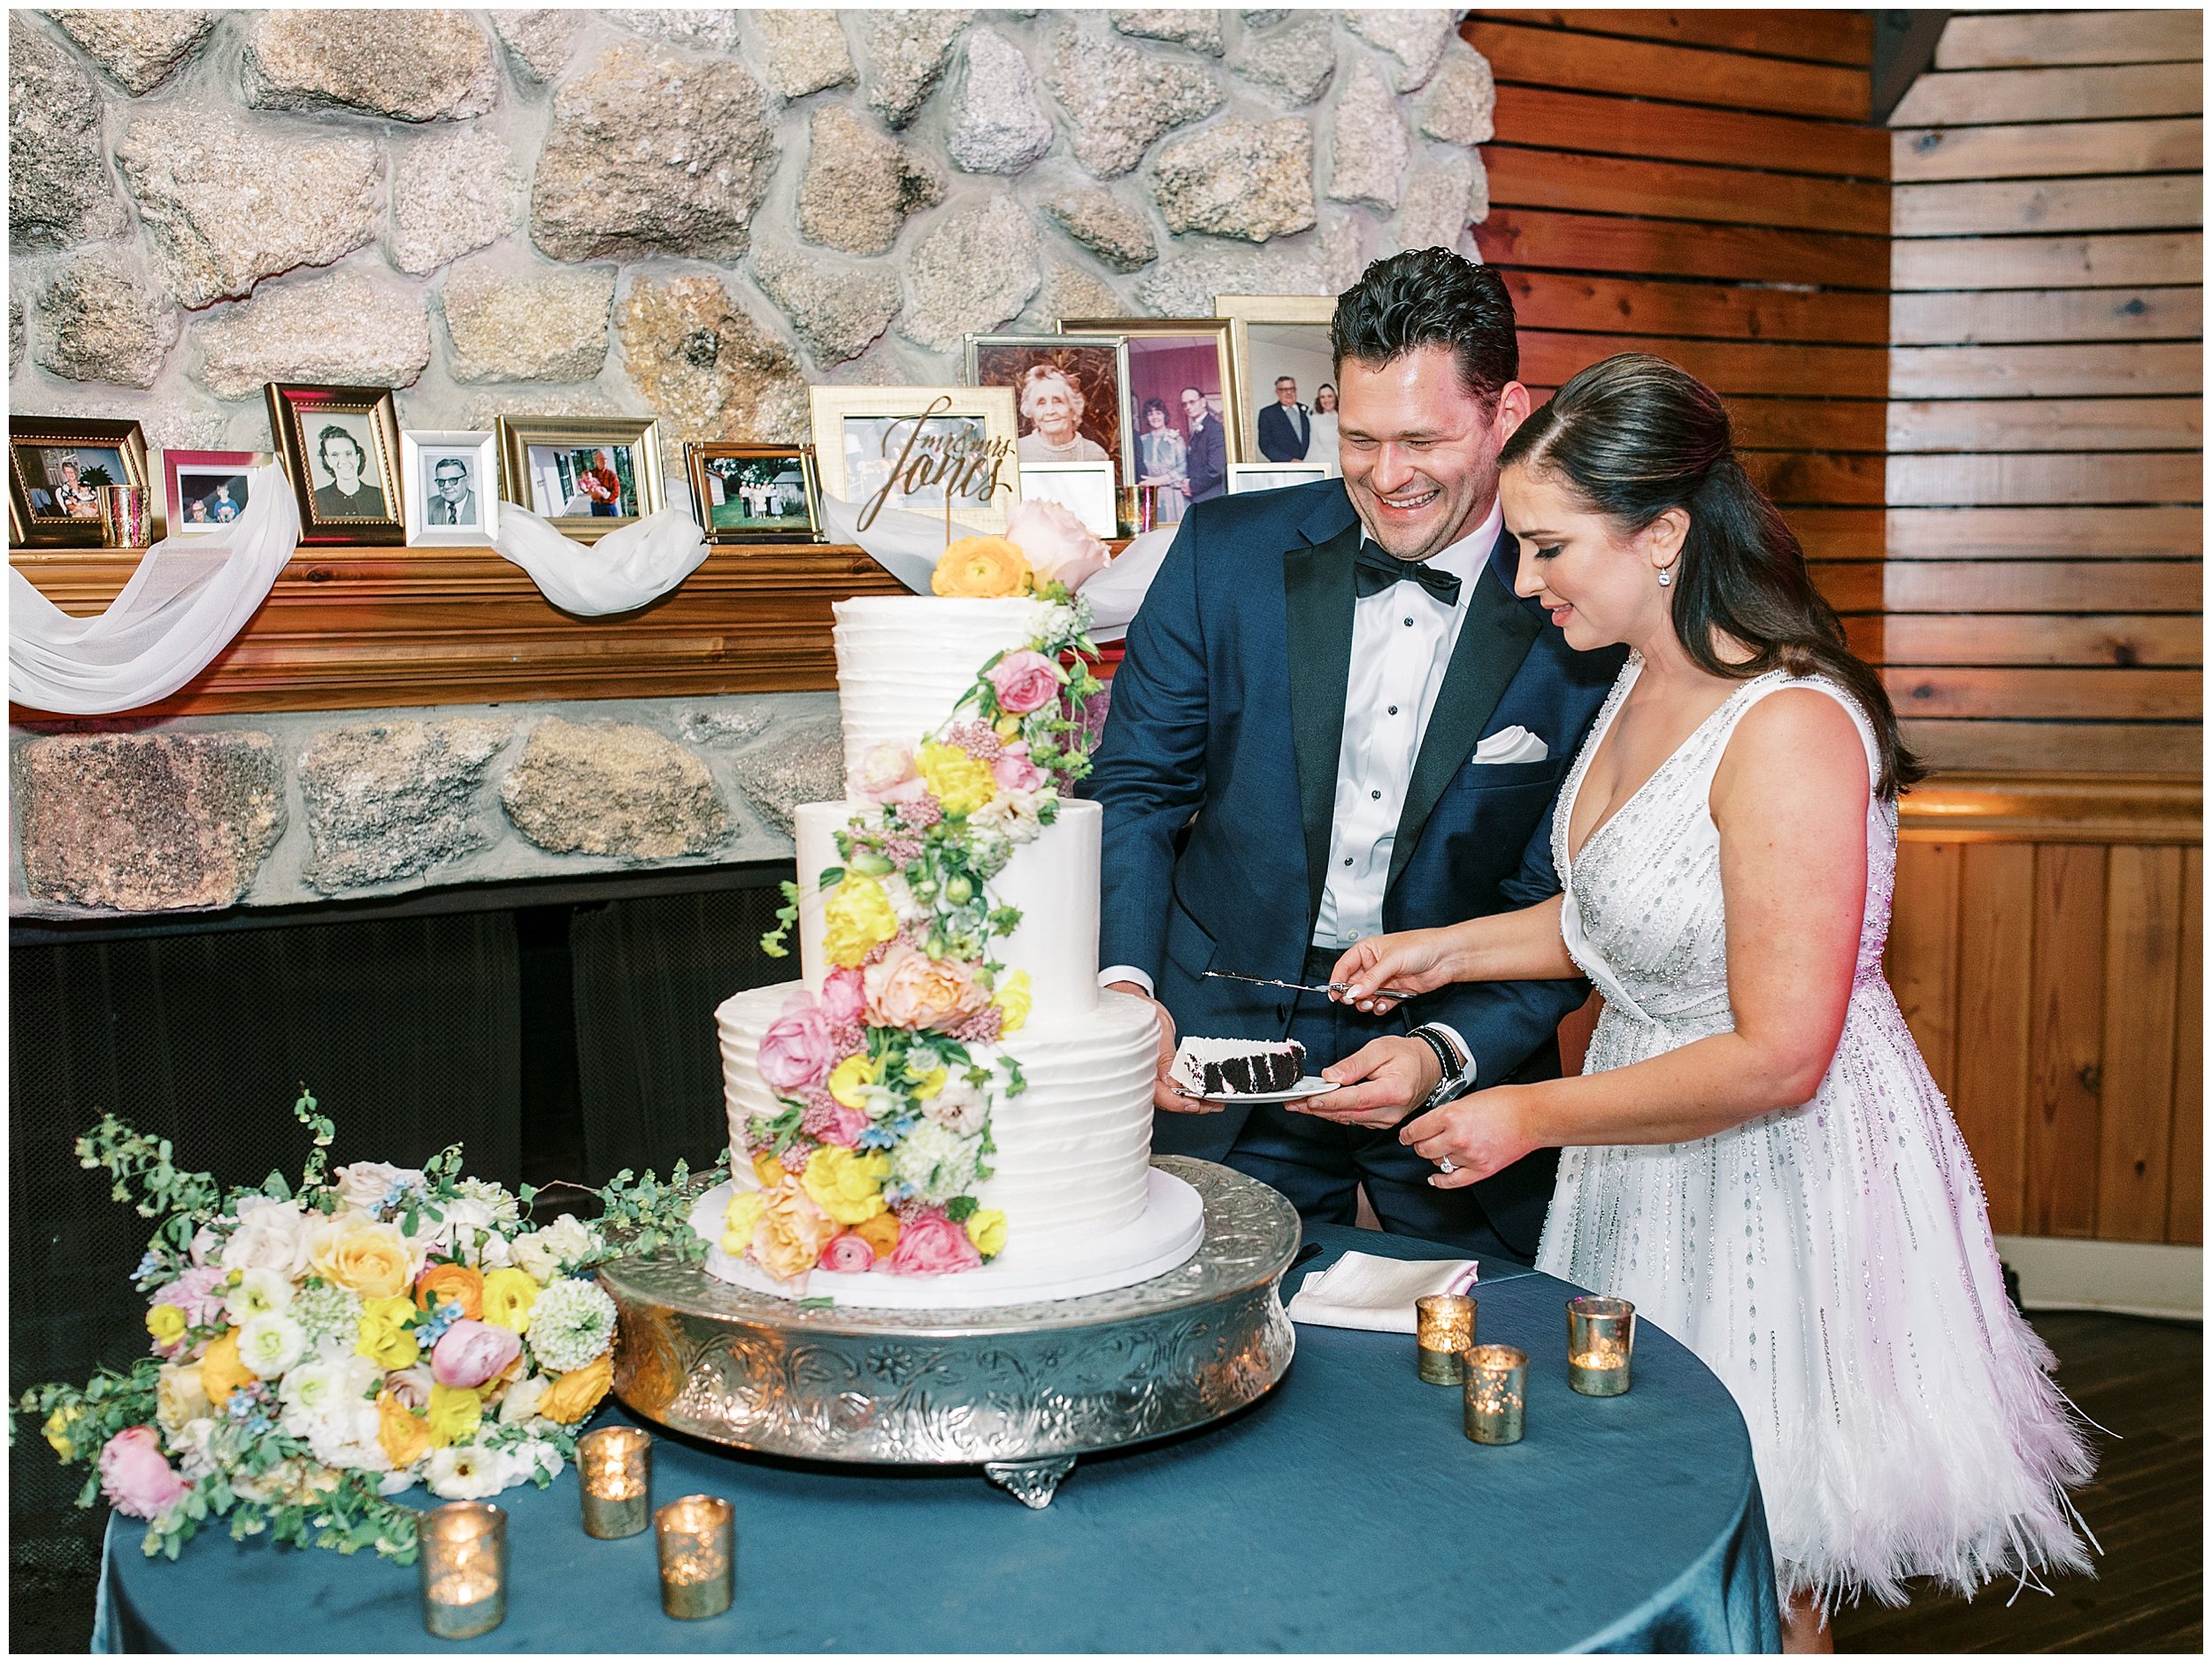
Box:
[1086,250,1621,1261]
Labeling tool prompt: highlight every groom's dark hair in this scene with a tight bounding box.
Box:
[1331,249,1517,407]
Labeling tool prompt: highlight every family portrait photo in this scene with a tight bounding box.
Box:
[1218,298,1341,478]
[6,416,150,546]
[173,470,250,529]
[1063,318,1240,527]
[966,335,1129,485]
[399,430,497,547]
[22,446,126,519]
[688,444,817,542]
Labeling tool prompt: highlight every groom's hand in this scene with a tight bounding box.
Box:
[1296,1037,1441,1130]
[1106,981,1202,1113]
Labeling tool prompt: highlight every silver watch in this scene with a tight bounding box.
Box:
[1410,1024,1469,1113]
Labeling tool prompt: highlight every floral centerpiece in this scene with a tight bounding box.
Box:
[19,1092,720,1564]
[731,502,1108,1283]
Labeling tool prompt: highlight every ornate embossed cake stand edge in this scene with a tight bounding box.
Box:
[602,1158,1300,1507]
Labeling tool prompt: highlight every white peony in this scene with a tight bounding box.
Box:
[333,1161,426,1214]
[237,1313,308,1379]
[224,1266,294,1327]
[497,1374,549,1426]
[453,1177,522,1226]
[220,1200,314,1280]
[425,1445,508,1501]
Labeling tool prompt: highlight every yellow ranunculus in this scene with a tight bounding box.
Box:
[964,1208,1008,1259]
[480,1268,539,1335]
[916,741,996,817]
[538,1354,613,1426]
[932,535,1032,599]
[144,1303,188,1347]
[801,1146,892,1226]
[199,1330,252,1407]
[42,1406,83,1462]
[820,872,900,969]
[751,1152,787,1188]
[355,1296,421,1371]
[993,714,1022,740]
[425,1383,482,1449]
[826,1053,880,1109]
[993,969,1033,1036]
[910,1066,949,1100]
[722,1190,766,1254]
[376,1390,432,1468]
[311,1220,415,1300]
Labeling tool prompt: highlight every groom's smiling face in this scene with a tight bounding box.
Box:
[1336,345,1529,563]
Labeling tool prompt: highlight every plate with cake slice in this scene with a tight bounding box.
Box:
[1169,1038,1341,1103]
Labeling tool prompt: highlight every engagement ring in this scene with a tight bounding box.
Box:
[1438,1156,1455,1175]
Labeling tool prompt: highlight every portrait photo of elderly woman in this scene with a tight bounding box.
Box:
[966,336,1128,482]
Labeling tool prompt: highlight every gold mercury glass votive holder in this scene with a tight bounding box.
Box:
[1566,1295,1636,1397]
[96,484,150,548]
[419,1500,507,1640]
[656,1494,735,1620]
[578,1424,653,1538]
[1415,1293,1477,1384]
[1463,1344,1528,1445]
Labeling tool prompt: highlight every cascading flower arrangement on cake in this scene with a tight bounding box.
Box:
[19,1092,717,1564]
[736,502,1109,1283]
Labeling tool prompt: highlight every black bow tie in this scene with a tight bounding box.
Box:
[1353,545,1462,607]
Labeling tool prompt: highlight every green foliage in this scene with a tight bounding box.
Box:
[590,1154,730,1264]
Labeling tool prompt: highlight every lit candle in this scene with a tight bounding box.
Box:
[419,1502,506,1640]
[656,1494,735,1621]
[579,1425,653,1539]
[1462,1344,1527,1445]
[1566,1295,1635,1397]
[1414,1293,1477,1385]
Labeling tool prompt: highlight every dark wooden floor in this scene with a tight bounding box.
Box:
[1834,1311,2202,1654]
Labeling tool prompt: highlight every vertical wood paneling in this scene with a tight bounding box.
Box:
[1953,842,2037,1233]
[1887,840,1962,1099]
[2026,845,2108,1237]
[2167,847,2202,1244]
[2094,847,2185,1238]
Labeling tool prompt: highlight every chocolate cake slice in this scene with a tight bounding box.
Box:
[1171,1038,1307,1097]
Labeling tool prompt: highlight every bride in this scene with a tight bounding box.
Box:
[1325,355,2093,1651]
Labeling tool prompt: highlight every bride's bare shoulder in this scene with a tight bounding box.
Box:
[1714,685,1870,807]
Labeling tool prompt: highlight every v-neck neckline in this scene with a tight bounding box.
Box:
[1563,657,1763,874]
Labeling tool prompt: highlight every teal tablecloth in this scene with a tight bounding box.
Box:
[96,1225,1781,1652]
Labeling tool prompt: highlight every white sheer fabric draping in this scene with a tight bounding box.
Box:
[492,504,709,617]
[7,464,301,716]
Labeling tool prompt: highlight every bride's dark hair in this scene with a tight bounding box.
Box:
[1500,352,1922,797]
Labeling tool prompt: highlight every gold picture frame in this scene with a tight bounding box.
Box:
[265,383,405,547]
[807,385,1019,538]
[1215,295,1339,469]
[685,441,822,544]
[495,416,665,544]
[7,415,151,548]
[1057,316,1247,507]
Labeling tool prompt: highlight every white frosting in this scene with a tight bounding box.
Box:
[715,985,1161,1255]
[794,798,1102,1024]
[832,594,1057,794]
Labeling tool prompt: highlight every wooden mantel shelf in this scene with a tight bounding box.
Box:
[9,541,910,718]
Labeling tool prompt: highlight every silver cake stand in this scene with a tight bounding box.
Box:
[601,1157,1300,1507]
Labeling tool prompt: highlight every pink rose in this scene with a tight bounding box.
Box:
[992,744,1047,793]
[988,650,1064,717]
[430,1319,522,1391]
[758,993,833,1093]
[98,1427,191,1520]
[857,742,927,803]
[1006,498,1110,593]
[887,1211,983,1277]
[818,968,866,1027]
[817,1099,871,1149]
[818,1233,876,1274]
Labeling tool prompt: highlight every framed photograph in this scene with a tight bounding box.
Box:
[1228,463,1330,495]
[1058,317,1241,519]
[401,430,499,547]
[494,417,665,544]
[161,448,269,537]
[965,333,1133,488]
[265,383,404,547]
[1018,461,1118,539]
[7,416,150,548]
[1216,295,1339,473]
[808,386,1019,537]
[687,443,820,543]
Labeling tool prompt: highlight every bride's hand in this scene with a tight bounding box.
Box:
[1399,1086,1538,1189]
[1328,929,1458,1015]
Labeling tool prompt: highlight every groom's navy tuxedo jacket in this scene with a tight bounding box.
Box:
[1086,480,1623,1252]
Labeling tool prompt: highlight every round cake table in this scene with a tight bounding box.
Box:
[93,1226,1781,1653]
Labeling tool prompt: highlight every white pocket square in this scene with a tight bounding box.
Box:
[1471,725,1548,766]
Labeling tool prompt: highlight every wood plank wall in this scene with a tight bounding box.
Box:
[1886,10,2204,776]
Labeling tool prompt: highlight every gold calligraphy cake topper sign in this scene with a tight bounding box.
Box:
[856,395,1016,538]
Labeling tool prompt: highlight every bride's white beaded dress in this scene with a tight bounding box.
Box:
[1538,654,2094,1606]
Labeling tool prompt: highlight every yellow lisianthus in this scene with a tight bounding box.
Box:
[425,1383,482,1448]
[821,873,900,968]
[992,969,1033,1036]
[144,1303,188,1347]
[801,1146,892,1226]
[199,1330,253,1407]
[826,1053,880,1109]
[916,741,996,817]
[480,1268,539,1335]
[42,1405,83,1461]
[355,1295,421,1371]
[721,1190,766,1253]
[539,1354,613,1425]
[965,1209,1008,1258]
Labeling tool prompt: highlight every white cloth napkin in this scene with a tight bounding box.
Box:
[1284,1250,1479,1332]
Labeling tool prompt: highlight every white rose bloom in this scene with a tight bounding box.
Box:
[220,1200,314,1280]
[509,1232,559,1286]
[975,789,1045,844]
[502,1438,563,1487]
[407,1195,498,1266]
[236,1313,308,1379]
[426,1445,508,1501]
[224,1266,294,1326]
[498,1374,549,1425]
[334,1161,426,1214]
[172,1417,219,1481]
[277,1354,377,1437]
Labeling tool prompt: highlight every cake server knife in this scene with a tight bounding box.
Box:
[1202,969,1414,1004]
